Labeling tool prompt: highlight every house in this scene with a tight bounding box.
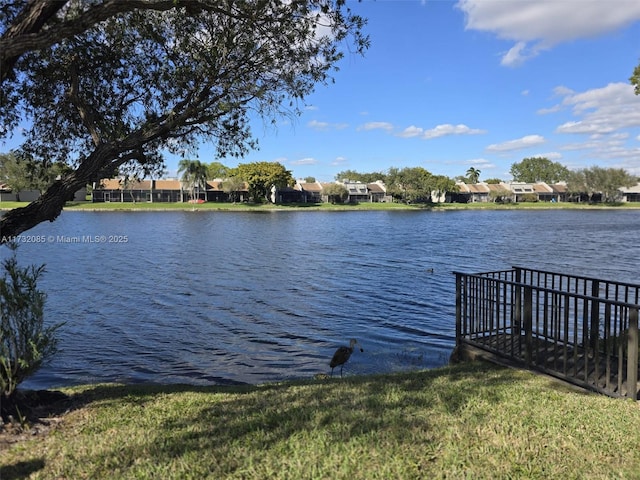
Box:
[485,183,513,203]
[619,183,640,202]
[367,181,391,202]
[296,181,324,203]
[154,179,183,202]
[507,182,536,202]
[206,180,248,203]
[532,182,555,202]
[454,182,491,203]
[92,179,152,202]
[270,184,303,203]
[0,183,16,201]
[92,178,250,203]
[0,183,85,202]
[549,182,568,202]
[342,181,370,203]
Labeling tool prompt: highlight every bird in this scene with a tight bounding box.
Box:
[330,338,362,377]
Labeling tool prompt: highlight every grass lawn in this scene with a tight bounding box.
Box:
[2,362,639,479]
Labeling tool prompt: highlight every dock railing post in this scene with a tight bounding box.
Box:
[455,273,462,347]
[590,280,600,353]
[524,286,533,367]
[628,308,638,401]
[514,268,523,357]
[514,268,522,329]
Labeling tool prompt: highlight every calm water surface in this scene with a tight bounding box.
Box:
[5,209,639,388]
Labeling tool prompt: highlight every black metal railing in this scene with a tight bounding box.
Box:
[454,267,639,400]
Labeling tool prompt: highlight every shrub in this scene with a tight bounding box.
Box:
[323,183,349,204]
[0,243,63,403]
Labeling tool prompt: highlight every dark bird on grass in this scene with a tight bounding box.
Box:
[330,338,363,377]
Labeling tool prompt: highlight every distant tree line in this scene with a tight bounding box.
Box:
[336,157,638,204]
[3,152,638,205]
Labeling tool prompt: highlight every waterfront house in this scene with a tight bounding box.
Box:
[454,182,490,203]
[620,183,640,202]
[296,181,324,203]
[367,181,391,202]
[91,177,640,205]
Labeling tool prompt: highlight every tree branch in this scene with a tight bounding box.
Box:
[0,0,244,83]
[67,56,101,146]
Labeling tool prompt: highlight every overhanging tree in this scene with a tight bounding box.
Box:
[0,0,368,241]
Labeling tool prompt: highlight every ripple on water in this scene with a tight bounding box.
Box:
[9,209,639,389]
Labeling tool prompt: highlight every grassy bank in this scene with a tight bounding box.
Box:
[2,200,640,212]
[2,362,639,479]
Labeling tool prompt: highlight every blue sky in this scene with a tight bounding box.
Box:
[3,1,640,183]
[215,0,640,182]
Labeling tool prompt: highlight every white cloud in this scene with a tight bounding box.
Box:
[307,119,348,131]
[330,156,347,166]
[422,123,486,139]
[358,122,394,132]
[360,121,486,139]
[397,123,486,139]
[501,41,536,67]
[552,83,640,134]
[467,158,496,169]
[560,131,640,174]
[291,157,318,166]
[554,86,575,96]
[397,125,424,138]
[486,134,545,152]
[456,0,640,65]
[308,120,329,130]
[556,121,614,135]
[537,105,562,115]
[534,151,563,160]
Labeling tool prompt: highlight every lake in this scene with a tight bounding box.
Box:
[4,208,639,389]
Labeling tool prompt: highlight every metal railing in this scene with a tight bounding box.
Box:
[454,267,639,400]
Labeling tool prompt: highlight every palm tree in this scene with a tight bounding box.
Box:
[466,167,481,184]
[178,159,209,201]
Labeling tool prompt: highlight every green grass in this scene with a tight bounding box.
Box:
[2,362,639,479]
[2,200,639,212]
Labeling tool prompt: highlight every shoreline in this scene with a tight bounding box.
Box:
[2,201,640,212]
